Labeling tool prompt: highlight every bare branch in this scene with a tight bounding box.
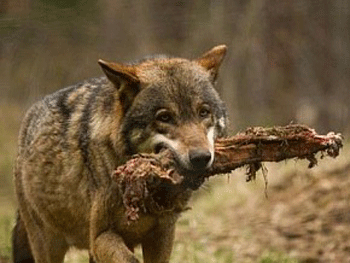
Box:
[112,124,343,222]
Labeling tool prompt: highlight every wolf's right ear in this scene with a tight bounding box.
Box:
[98,59,140,89]
[98,59,140,110]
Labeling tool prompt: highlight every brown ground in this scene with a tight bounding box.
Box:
[261,165,350,263]
[186,153,350,263]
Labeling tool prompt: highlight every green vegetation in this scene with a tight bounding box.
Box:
[0,214,13,260]
[258,251,299,263]
[0,102,21,262]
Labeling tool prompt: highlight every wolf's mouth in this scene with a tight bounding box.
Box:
[153,143,209,190]
[181,174,206,190]
[176,167,208,190]
[154,143,166,154]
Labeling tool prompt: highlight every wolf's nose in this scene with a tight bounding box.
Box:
[189,149,212,170]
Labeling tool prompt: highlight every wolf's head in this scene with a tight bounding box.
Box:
[99,45,227,189]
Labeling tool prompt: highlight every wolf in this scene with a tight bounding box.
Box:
[12,45,228,263]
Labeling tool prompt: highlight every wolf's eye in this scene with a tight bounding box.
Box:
[156,109,173,123]
[199,105,211,119]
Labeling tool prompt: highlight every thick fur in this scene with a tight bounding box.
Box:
[13,45,227,263]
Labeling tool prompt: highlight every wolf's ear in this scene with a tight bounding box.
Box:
[98,59,140,110]
[98,59,139,88]
[195,45,227,82]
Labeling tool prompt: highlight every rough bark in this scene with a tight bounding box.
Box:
[112,124,343,222]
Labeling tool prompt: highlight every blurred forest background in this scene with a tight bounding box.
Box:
[1,0,350,132]
[0,0,350,262]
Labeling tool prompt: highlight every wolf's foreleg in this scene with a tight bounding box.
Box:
[91,231,139,263]
[142,223,175,263]
[90,189,140,263]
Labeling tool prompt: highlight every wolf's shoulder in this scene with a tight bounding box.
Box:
[23,76,109,119]
[19,77,110,143]
[44,76,109,105]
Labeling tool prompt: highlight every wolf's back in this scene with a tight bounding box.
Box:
[14,77,121,243]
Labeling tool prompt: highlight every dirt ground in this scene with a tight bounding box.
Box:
[208,156,350,263]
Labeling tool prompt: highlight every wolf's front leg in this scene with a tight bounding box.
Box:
[142,223,175,263]
[91,231,139,263]
[90,189,139,263]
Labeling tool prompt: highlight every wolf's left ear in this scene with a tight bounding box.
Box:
[98,59,140,110]
[195,45,227,82]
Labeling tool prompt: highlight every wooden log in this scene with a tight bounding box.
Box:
[211,124,342,180]
[112,124,343,221]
